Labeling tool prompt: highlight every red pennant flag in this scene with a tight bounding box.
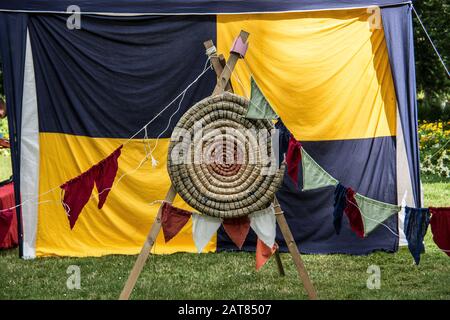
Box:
[94,145,123,209]
[430,207,450,257]
[60,168,96,229]
[286,135,301,187]
[0,208,14,243]
[256,238,278,270]
[161,202,192,243]
[60,145,123,229]
[344,188,365,238]
[223,216,250,249]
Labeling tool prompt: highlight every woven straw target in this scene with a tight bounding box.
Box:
[167,92,285,218]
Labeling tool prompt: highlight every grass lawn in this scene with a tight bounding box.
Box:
[0,158,449,299]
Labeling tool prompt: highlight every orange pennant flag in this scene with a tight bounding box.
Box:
[256,238,278,270]
[222,216,250,249]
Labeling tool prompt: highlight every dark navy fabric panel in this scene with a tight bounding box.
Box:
[0,12,28,257]
[218,136,398,255]
[382,4,421,207]
[28,14,216,138]
[0,1,412,14]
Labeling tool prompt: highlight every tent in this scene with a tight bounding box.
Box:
[0,0,421,259]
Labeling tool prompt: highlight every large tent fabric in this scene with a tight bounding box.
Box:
[0,1,420,258]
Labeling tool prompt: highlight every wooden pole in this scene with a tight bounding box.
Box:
[212,30,249,96]
[273,196,317,300]
[203,40,232,93]
[119,186,177,300]
[273,248,285,276]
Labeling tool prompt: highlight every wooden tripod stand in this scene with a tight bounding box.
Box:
[119,30,317,300]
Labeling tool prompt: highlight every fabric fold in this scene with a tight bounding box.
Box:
[245,77,278,120]
[333,183,348,235]
[404,206,430,265]
[286,135,302,187]
[94,145,122,209]
[161,202,192,243]
[256,238,278,271]
[429,207,450,257]
[222,216,251,249]
[192,213,222,253]
[344,188,364,238]
[249,205,276,248]
[301,148,338,191]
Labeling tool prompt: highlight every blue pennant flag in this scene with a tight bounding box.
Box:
[404,207,430,265]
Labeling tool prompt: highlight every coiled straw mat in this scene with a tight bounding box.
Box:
[168,92,285,218]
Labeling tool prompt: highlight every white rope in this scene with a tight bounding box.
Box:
[427,138,450,160]
[225,63,268,115]
[412,5,450,78]
[205,45,217,56]
[122,58,213,145]
[147,57,212,164]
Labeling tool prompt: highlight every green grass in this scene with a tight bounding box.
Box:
[0,174,449,300]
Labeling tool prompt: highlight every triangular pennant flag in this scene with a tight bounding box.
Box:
[223,216,251,249]
[0,209,14,243]
[344,188,365,238]
[60,168,96,229]
[429,207,450,257]
[286,135,302,187]
[94,145,122,209]
[161,202,192,243]
[60,144,124,229]
[404,207,430,265]
[250,205,276,248]
[301,148,338,191]
[333,183,348,235]
[192,213,222,253]
[256,238,278,271]
[355,193,400,236]
[245,77,278,120]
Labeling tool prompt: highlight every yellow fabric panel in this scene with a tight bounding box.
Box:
[36,133,216,257]
[217,9,397,141]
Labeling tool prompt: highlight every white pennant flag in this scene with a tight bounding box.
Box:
[192,213,222,253]
[249,205,276,248]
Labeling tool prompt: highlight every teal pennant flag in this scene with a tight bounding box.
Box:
[355,193,401,236]
[300,146,401,237]
[301,148,338,191]
[245,77,279,120]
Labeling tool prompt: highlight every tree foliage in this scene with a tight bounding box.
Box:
[413,0,450,121]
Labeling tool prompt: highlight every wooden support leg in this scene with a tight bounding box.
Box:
[273,248,285,277]
[203,41,233,92]
[119,186,177,300]
[212,30,249,96]
[273,197,317,300]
